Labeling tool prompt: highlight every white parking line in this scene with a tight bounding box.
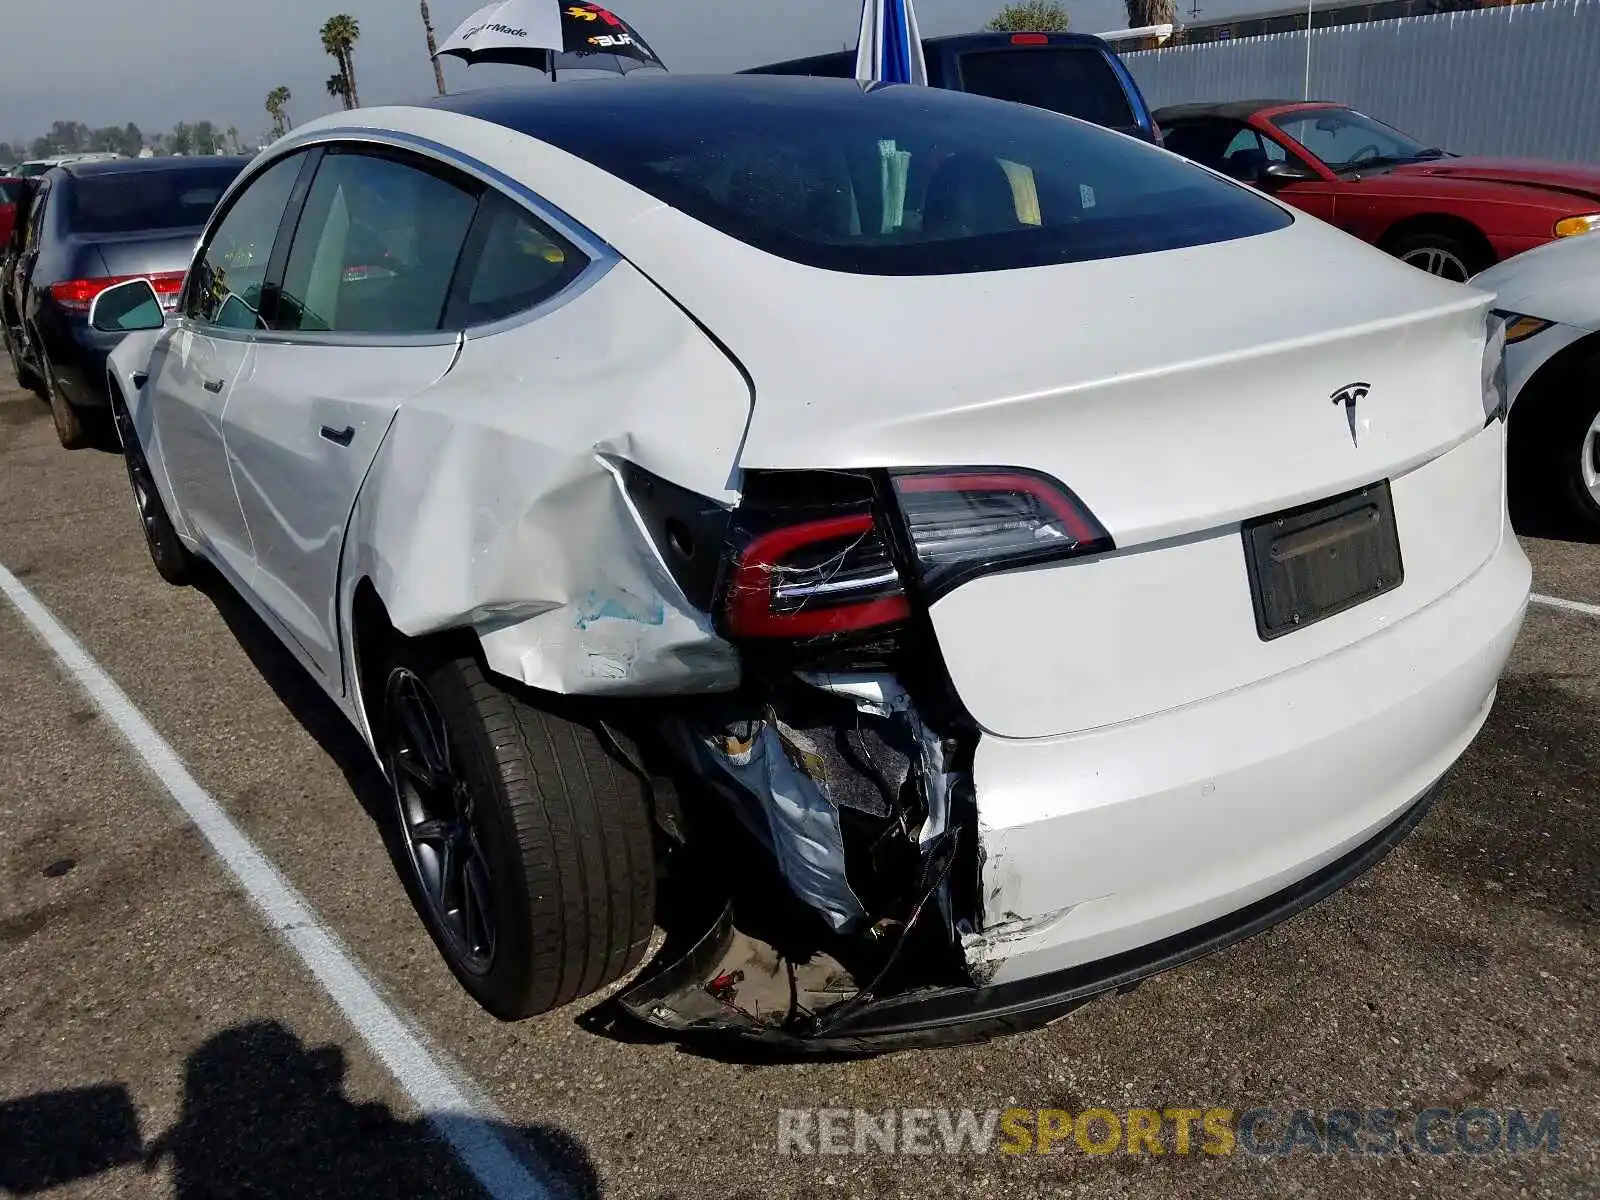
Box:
[0,562,551,1200]
[1531,593,1600,620]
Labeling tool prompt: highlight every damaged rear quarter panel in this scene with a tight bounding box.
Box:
[339,258,753,706]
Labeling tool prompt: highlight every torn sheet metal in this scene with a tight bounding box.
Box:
[798,673,955,849]
[635,671,976,1038]
[335,258,753,705]
[618,905,859,1038]
[677,717,871,935]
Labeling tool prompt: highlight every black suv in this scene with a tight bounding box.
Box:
[744,31,1162,145]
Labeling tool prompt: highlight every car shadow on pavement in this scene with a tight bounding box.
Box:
[190,562,391,824]
[0,1020,599,1199]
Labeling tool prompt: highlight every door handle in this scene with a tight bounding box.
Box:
[320,424,356,447]
[202,377,225,394]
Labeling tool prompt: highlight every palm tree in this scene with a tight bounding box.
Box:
[226,126,240,154]
[265,86,293,138]
[321,14,362,109]
[1124,0,1178,27]
[420,0,448,96]
[326,73,352,109]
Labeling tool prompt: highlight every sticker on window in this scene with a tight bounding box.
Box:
[1079,184,1097,209]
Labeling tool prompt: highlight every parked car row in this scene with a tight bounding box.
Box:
[11,152,125,178]
[1,155,247,445]
[65,73,1532,1050]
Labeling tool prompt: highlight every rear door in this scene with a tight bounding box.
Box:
[145,151,308,584]
[222,146,482,686]
[14,176,51,339]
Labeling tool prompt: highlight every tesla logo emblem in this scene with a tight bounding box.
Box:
[1331,383,1371,446]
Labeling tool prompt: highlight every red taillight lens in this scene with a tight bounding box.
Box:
[721,468,1111,638]
[725,511,910,638]
[891,469,1112,598]
[1011,32,1051,44]
[50,271,185,314]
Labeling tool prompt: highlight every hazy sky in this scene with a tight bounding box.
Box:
[0,0,1254,146]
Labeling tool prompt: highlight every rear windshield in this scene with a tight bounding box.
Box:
[0,180,17,204]
[67,165,243,234]
[532,83,1291,275]
[956,48,1136,129]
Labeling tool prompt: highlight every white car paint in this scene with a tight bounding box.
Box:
[105,87,1528,1022]
[1475,234,1600,401]
[1473,236,1600,520]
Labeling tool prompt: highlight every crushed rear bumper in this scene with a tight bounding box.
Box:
[617,780,1441,1054]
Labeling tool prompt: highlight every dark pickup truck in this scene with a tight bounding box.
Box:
[744,31,1162,146]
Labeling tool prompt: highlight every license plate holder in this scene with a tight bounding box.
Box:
[1243,481,1404,641]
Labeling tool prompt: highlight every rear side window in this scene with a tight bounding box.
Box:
[276,151,479,334]
[956,48,1136,129]
[67,165,243,234]
[534,84,1290,276]
[444,190,588,328]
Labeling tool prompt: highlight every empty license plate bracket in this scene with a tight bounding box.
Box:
[1243,481,1404,641]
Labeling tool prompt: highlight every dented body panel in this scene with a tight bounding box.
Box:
[336,257,751,728]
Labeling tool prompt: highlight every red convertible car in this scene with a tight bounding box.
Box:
[1156,100,1600,282]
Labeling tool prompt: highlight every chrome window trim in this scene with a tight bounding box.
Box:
[179,317,463,350]
[248,126,620,347]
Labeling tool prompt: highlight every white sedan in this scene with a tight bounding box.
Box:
[1473,234,1600,531]
[93,76,1529,1050]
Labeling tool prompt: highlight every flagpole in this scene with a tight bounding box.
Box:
[1303,0,1314,99]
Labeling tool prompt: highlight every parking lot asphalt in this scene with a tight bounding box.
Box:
[0,376,1595,1200]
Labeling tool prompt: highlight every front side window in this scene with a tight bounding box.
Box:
[1270,107,1436,171]
[188,153,304,328]
[275,151,479,335]
[527,83,1291,276]
[1219,127,1287,180]
[444,191,588,328]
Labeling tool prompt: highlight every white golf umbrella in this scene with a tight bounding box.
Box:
[855,0,928,85]
[436,0,664,74]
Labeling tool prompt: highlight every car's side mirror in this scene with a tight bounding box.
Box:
[89,277,166,333]
[1258,160,1319,188]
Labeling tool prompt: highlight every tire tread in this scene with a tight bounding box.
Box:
[408,653,655,1019]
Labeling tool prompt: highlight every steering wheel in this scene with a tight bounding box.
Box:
[1349,144,1383,164]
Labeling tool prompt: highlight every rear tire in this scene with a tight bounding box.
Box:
[111,387,192,586]
[380,646,656,1020]
[4,320,41,394]
[36,336,89,449]
[1539,377,1600,533]
[1387,229,1492,283]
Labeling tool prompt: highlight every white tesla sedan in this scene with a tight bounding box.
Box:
[1472,235,1600,531]
[94,76,1529,1050]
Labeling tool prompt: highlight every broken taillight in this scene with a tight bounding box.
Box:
[891,469,1112,600]
[725,511,911,637]
[721,468,1112,639]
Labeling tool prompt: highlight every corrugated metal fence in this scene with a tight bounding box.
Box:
[1124,0,1600,161]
